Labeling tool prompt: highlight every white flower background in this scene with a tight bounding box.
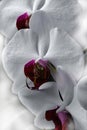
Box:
[0,0,87,130]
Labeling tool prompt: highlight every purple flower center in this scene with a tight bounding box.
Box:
[16,12,31,30]
[24,59,54,90]
[45,107,74,130]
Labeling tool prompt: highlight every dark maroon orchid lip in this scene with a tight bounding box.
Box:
[16,12,31,30]
[24,59,55,90]
[45,106,75,130]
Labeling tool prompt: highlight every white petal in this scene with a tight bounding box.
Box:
[67,86,87,130]
[0,0,32,39]
[18,83,62,115]
[54,67,75,113]
[34,104,56,129]
[45,28,84,80]
[43,0,77,9]
[39,82,55,90]
[2,29,39,80]
[30,11,53,36]
[29,11,51,57]
[12,69,26,94]
[42,0,80,34]
[77,76,87,110]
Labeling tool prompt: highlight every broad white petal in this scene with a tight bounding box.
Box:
[45,28,84,80]
[55,67,75,113]
[30,11,54,36]
[12,70,26,94]
[2,29,38,80]
[77,76,87,110]
[30,11,51,57]
[18,83,62,115]
[43,0,77,9]
[0,0,32,39]
[42,0,80,34]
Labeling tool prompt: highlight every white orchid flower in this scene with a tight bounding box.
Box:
[0,0,80,40]
[2,28,84,116]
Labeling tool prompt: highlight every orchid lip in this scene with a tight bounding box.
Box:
[24,59,55,90]
[16,12,31,30]
[45,107,75,130]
